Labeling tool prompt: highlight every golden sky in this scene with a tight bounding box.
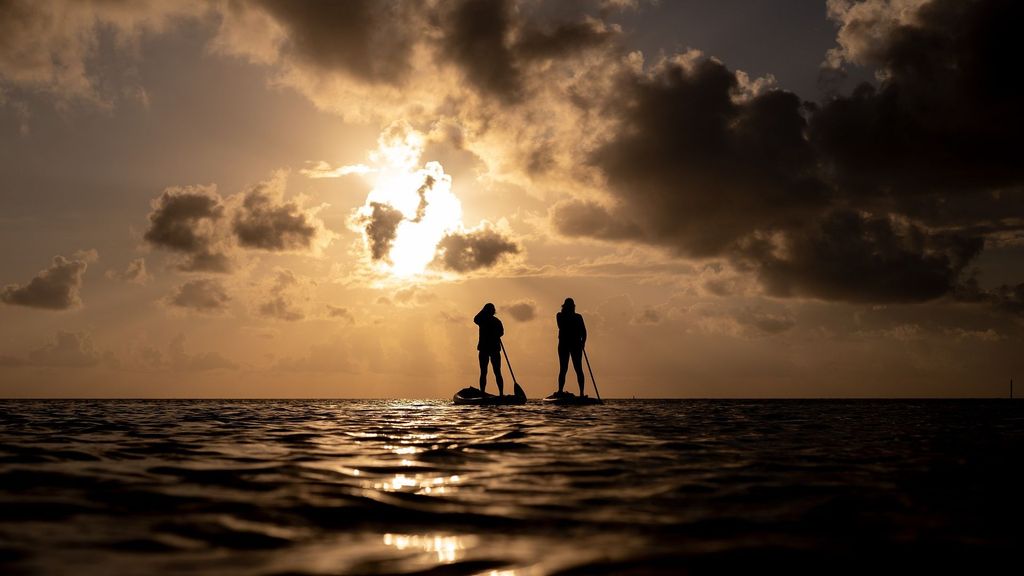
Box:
[1,0,1022,397]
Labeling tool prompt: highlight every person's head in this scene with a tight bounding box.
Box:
[561,297,575,312]
[483,302,496,316]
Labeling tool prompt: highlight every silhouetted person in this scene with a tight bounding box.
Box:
[556,297,587,396]
[474,303,504,395]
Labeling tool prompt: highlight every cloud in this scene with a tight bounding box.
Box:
[27,331,106,367]
[256,269,306,321]
[255,0,419,84]
[106,258,150,285]
[633,308,660,324]
[167,335,236,371]
[325,305,355,323]
[433,226,520,272]
[548,1,1022,305]
[144,174,334,271]
[143,185,231,272]
[233,172,332,252]
[276,338,357,373]
[0,1,202,106]
[505,299,537,322]
[576,57,825,258]
[1,250,95,310]
[393,286,438,307]
[167,278,230,313]
[734,307,796,335]
[300,161,373,179]
[440,0,618,103]
[360,202,405,262]
[749,211,983,303]
[550,199,642,241]
[813,0,1024,216]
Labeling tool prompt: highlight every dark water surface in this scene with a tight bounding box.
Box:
[1,400,1023,575]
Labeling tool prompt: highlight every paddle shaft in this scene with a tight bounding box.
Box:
[499,339,518,385]
[583,347,602,401]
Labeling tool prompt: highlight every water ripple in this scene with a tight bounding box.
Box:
[1,399,1022,574]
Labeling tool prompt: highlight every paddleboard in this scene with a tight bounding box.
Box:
[453,384,527,405]
[543,391,602,405]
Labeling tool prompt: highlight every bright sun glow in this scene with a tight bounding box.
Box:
[351,123,463,278]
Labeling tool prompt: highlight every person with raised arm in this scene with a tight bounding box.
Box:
[473,303,505,396]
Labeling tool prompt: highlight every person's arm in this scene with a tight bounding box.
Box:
[579,315,587,347]
[497,319,504,339]
[474,309,485,325]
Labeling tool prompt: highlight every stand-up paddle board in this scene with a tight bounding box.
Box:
[543,391,602,405]
[453,383,527,405]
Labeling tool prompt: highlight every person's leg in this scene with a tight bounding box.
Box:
[557,345,569,393]
[478,350,489,392]
[490,350,504,395]
[571,347,585,396]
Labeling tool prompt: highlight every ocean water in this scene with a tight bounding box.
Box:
[1,399,1022,575]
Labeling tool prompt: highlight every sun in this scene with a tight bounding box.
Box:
[351,124,464,277]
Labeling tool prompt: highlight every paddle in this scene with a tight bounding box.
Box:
[499,339,524,397]
[583,347,602,402]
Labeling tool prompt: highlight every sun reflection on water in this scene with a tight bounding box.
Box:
[371,473,462,495]
[382,533,474,563]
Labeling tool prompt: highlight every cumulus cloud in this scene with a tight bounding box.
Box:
[505,299,536,322]
[813,0,1024,213]
[144,174,334,271]
[106,258,150,285]
[144,185,231,272]
[1,250,96,310]
[233,173,331,252]
[549,0,1022,305]
[167,278,230,313]
[433,226,520,272]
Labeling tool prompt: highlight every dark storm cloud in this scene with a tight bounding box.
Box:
[553,0,1022,304]
[750,211,984,303]
[505,299,536,322]
[441,0,617,103]
[167,278,230,313]
[580,58,825,258]
[442,0,521,102]
[144,186,230,273]
[233,181,318,251]
[1,251,94,310]
[550,199,641,240]
[361,202,404,262]
[434,228,519,272]
[256,0,416,83]
[813,0,1024,206]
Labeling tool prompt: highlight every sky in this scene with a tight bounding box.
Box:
[1,0,1021,398]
